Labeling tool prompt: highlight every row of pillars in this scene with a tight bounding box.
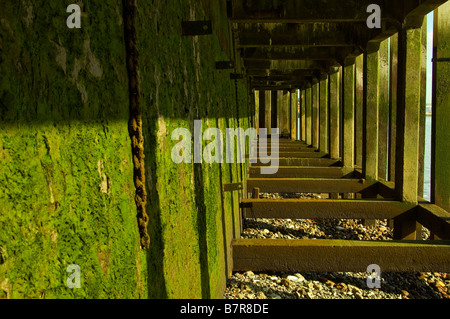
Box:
[252,4,450,238]
[255,89,298,140]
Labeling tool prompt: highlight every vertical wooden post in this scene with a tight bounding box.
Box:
[363,44,380,182]
[271,90,277,136]
[389,34,398,183]
[418,16,428,198]
[355,54,364,170]
[252,187,260,199]
[329,68,340,160]
[343,59,355,170]
[291,89,299,140]
[300,89,306,142]
[277,90,290,137]
[378,39,390,181]
[319,75,329,154]
[432,3,450,212]
[305,84,312,146]
[393,24,425,240]
[362,44,380,226]
[312,79,320,149]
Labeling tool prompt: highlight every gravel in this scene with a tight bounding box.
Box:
[224,192,450,299]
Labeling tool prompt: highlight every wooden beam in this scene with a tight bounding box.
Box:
[246,178,375,193]
[241,199,416,220]
[312,81,320,149]
[395,26,423,203]
[329,69,340,159]
[232,238,450,273]
[388,34,398,182]
[378,39,390,181]
[432,3,450,212]
[319,77,329,154]
[355,54,364,168]
[255,158,340,167]
[417,203,450,240]
[343,61,355,170]
[363,45,380,181]
[248,166,352,179]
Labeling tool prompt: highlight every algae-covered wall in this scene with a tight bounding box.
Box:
[136,0,250,299]
[0,0,251,299]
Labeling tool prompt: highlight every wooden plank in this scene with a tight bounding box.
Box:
[232,238,450,273]
[417,204,450,240]
[255,151,327,159]
[240,199,416,220]
[246,178,374,193]
[255,158,340,167]
[249,166,352,178]
[305,85,312,146]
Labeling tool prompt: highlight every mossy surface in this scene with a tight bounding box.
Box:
[0,0,252,299]
[0,1,146,298]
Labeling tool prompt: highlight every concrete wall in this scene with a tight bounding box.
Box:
[0,0,250,299]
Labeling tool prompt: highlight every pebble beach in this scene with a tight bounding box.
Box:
[224,193,450,299]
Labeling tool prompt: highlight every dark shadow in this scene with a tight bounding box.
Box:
[194,162,211,299]
[143,118,167,299]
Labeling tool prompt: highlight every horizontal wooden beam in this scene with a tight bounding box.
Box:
[247,178,373,193]
[232,238,450,272]
[240,199,416,219]
[253,151,327,159]
[417,204,450,240]
[231,0,385,23]
[255,158,341,167]
[243,47,360,61]
[248,166,352,178]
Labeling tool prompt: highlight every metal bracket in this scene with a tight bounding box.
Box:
[216,61,235,69]
[230,73,244,80]
[223,183,243,192]
[181,21,212,36]
[432,57,450,62]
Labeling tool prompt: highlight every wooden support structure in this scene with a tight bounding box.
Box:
[432,3,450,212]
[342,59,355,170]
[354,54,364,169]
[249,166,352,179]
[319,76,329,154]
[300,89,306,142]
[247,178,375,194]
[363,44,380,182]
[240,0,450,275]
[312,80,320,149]
[305,85,312,146]
[378,39,390,181]
[241,199,415,220]
[232,239,450,273]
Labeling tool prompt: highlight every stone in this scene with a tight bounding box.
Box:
[281,278,291,287]
[256,291,267,299]
[245,271,255,277]
[286,275,299,282]
[294,273,306,282]
[348,284,362,294]
[271,293,282,299]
